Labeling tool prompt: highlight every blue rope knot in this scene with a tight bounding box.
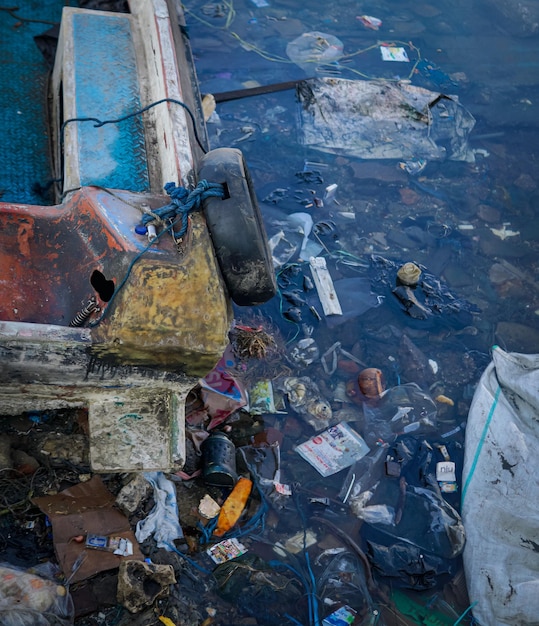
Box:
[141,179,225,240]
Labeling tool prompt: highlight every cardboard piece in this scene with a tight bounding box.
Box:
[32,476,143,583]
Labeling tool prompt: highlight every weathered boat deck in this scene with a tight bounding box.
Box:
[0,3,67,205]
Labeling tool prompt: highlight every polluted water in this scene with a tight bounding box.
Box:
[1,0,539,625]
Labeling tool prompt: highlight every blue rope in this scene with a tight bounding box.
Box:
[164,542,212,575]
[197,516,219,545]
[198,476,269,546]
[87,180,224,326]
[269,559,313,625]
[289,490,322,626]
[453,601,478,625]
[461,383,500,504]
[142,179,225,239]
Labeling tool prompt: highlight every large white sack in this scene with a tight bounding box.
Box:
[462,346,539,626]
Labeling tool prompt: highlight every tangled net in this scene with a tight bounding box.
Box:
[229,319,291,384]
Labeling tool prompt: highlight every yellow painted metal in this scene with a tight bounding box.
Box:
[93,214,232,374]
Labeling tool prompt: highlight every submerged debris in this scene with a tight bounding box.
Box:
[230,324,276,360]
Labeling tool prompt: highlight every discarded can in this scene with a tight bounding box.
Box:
[436,460,458,493]
[357,368,385,400]
[201,432,238,488]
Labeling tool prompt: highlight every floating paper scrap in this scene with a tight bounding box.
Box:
[380,46,409,61]
[295,421,370,477]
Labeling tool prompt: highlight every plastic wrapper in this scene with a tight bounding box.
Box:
[0,562,74,626]
[247,380,278,415]
[276,376,332,431]
[295,422,370,477]
[349,486,396,526]
[361,383,438,446]
[199,349,247,429]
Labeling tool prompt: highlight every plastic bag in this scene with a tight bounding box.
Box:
[317,551,377,625]
[286,31,344,72]
[213,553,303,625]
[356,436,465,589]
[265,210,320,267]
[462,347,539,625]
[310,277,381,329]
[362,383,438,446]
[339,444,388,503]
[349,485,396,526]
[199,346,248,429]
[366,541,456,591]
[361,471,464,556]
[0,562,74,626]
[238,443,291,511]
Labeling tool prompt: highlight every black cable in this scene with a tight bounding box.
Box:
[61,97,208,154]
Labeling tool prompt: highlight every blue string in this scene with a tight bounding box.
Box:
[198,475,269,546]
[461,383,501,504]
[269,559,313,625]
[284,614,304,626]
[453,601,478,625]
[164,542,212,575]
[305,551,320,626]
[88,221,172,327]
[292,491,321,626]
[197,516,218,545]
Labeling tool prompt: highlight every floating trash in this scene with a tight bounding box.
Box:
[286,31,344,73]
[296,77,476,161]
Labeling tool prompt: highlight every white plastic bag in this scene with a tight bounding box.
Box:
[0,562,73,626]
[462,346,539,625]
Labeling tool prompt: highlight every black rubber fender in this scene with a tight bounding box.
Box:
[198,147,277,306]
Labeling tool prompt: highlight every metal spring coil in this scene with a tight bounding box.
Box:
[69,297,98,327]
